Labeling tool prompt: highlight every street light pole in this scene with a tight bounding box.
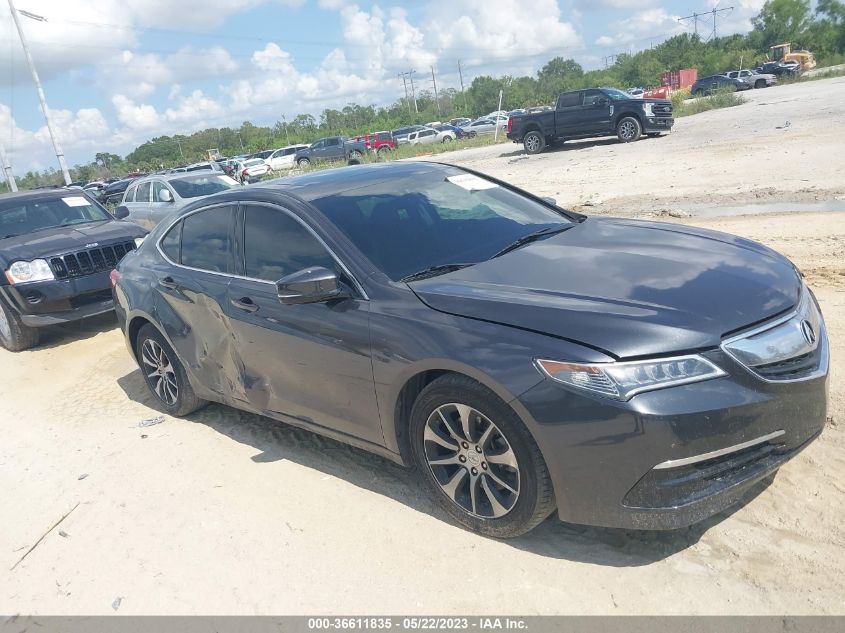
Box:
[7,0,72,185]
[0,142,18,192]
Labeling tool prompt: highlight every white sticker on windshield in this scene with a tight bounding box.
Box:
[446,174,499,191]
[62,196,90,207]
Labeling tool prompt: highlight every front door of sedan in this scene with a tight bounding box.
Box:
[126,181,152,228]
[149,180,177,228]
[225,202,382,444]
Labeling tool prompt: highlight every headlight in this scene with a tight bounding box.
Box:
[643,103,654,116]
[5,259,55,285]
[134,237,146,248]
[536,355,726,401]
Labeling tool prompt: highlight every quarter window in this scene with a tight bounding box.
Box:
[243,205,335,282]
[160,221,181,262]
[180,206,235,273]
[125,185,136,202]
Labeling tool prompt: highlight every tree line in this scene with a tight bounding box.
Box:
[3,0,843,191]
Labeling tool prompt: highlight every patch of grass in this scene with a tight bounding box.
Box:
[673,87,746,117]
[777,66,845,85]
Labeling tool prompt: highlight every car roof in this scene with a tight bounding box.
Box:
[136,172,226,184]
[0,189,94,204]
[253,161,463,202]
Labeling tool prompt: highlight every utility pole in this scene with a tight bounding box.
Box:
[430,66,441,117]
[679,6,733,41]
[408,70,418,114]
[457,60,469,113]
[398,72,411,115]
[7,0,72,185]
[281,114,290,145]
[0,142,18,192]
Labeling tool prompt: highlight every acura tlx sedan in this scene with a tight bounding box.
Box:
[112,161,828,537]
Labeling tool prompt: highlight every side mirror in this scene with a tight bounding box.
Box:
[160,189,173,202]
[540,196,557,206]
[276,267,348,305]
[597,98,610,107]
[113,205,130,219]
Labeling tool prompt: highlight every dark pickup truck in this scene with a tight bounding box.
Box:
[0,189,146,351]
[507,87,674,154]
[293,136,369,167]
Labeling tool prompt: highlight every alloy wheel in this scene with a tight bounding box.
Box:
[423,403,520,519]
[620,121,636,140]
[141,338,179,405]
[525,134,541,153]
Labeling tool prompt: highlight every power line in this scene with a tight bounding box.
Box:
[678,6,734,41]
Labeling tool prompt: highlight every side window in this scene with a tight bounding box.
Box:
[125,185,136,202]
[325,138,340,147]
[243,205,336,282]
[421,130,436,138]
[152,181,171,202]
[582,90,604,106]
[136,182,152,203]
[160,220,181,262]
[312,140,324,149]
[180,206,234,273]
[557,92,582,108]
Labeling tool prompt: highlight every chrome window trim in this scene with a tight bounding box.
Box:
[154,201,369,300]
[720,287,828,383]
[653,430,786,470]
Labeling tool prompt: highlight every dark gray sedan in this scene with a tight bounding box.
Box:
[112,162,828,537]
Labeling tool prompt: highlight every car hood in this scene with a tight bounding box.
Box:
[409,218,801,359]
[0,221,146,264]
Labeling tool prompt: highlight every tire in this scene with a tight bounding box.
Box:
[0,296,40,352]
[616,116,642,143]
[297,158,310,167]
[409,374,556,538]
[441,135,453,143]
[349,150,363,160]
[523,130,545,155]
[755,79,766,89]
[135,324,206,417]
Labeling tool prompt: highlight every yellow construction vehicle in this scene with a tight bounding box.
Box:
[769,43,817,71]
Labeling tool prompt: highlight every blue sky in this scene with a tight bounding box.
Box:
[1,0,764,172]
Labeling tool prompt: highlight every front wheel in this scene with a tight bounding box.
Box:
[441,135,453,143]
[616,116,642,143]
[523,131,545,155]
[409,374,556,538]
[136,324,206,417]
[297,158,311,167]
[0,297,40,352]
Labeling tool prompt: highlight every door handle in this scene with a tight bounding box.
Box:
[158,276,178,290]
[230,297,259,313]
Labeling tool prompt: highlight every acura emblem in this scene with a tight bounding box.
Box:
[800,320,816,345]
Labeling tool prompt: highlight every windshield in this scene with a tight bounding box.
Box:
[169,175,239,199]
[0,194,111,238]
[243,159,265,167]
[311,170,573,281]
[603,88,631,101]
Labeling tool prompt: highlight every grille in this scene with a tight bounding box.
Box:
[755,351,820,380]
[652,104,673,116]
[49,241,135,280]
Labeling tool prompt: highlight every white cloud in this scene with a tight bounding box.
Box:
[594,8,686,50]
[111,94,161,130]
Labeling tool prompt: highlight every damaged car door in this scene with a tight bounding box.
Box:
[153,203,240,400]
[224,202,381,444]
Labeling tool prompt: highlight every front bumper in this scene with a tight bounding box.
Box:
[644,117,674,133]
[516,342,828,530]
[1,270,115,327]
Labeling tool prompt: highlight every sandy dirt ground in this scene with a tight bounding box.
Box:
[425,75,845,216]
[2,79,844,616]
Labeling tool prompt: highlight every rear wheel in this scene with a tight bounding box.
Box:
[441,135,453,143]
[409,374,556,538]
[136,324,206,417]
[297,157,311,168]
[523,130,545,155]
[0,297,40,352]
[349,149,363,159]
[616,116,642,143]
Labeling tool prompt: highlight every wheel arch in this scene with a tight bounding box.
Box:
[388,362,525,466]
[614,110,644,128]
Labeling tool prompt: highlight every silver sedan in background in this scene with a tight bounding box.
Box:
[114,172,240,229]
